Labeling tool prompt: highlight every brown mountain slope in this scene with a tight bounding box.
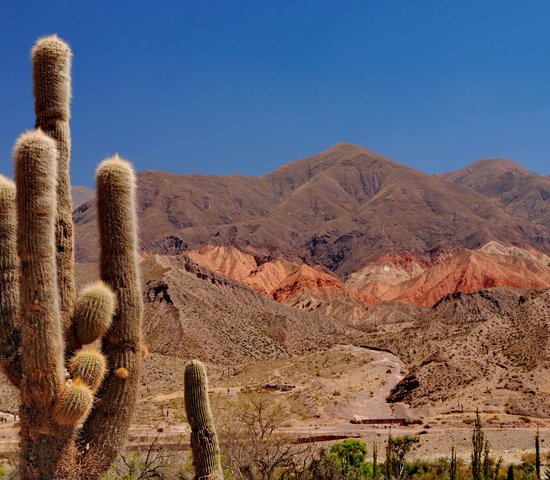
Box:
[71,186,94,209]
[140,254,349,363]
[440,157,550,227]
[73,254,350,364]
[74,143,550,276]
[374,287,550,417]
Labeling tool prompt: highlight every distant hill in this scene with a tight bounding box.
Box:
[68,144,550,421]
[439,157,550,227]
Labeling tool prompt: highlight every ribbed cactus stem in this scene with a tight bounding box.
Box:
[0,176,21,386]
[79,156,143,473]
[15,130,64,405]
[32,35,76,342]
[184,360,223,480]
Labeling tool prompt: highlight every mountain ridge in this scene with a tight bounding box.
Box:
[73,143,550,279]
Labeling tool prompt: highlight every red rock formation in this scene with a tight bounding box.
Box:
[358,249,550,307]
[245,259,300,295]
[271,264,348,303]
[346,252,427,290]
[186,245,257,283]
[187,243,550,311]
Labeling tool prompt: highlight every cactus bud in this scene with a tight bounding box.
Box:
[53,379,93,426]
[74,281,115,345]
[68,347,107,391]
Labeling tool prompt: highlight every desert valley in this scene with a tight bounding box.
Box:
[1,141,548,474]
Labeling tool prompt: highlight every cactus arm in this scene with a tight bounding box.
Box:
[15,130,65,405]
[0,176,22,386]
[15,130,81,480]
[32,35,76,342]
[184,360,224,480]
[78,157,143,474]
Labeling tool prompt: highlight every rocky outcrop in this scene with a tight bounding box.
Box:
[186,243,550,314]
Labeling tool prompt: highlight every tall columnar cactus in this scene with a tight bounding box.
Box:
[0,35,143,480]
[184,360,224,480]
[32,35,76,343]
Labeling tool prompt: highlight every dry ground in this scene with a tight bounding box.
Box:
[0,344,548,464]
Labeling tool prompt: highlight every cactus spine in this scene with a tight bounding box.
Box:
[184,360,224,480]
[0,35,143,479]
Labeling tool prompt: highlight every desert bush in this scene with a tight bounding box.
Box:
[104,436,171,480]
[327,439,373,479]
[216,393,308,480]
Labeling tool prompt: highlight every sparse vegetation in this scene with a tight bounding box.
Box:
[104,436,171,480]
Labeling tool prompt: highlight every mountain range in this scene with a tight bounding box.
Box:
[64,146,550,417]
[73,142,550,311]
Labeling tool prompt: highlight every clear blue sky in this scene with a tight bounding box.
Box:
[1,1,550,185]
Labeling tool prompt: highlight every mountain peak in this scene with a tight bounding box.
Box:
[466,157,531,175]
[439,157,533,186]
[324,141,388,159]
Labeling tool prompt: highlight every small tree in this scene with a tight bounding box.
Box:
[483,440,492,480]
[386,435,419,480]
[217,394,302,480]
[507,465,514,480]
[105,436,171,480]
[373,441,378,479]
[385,431,393,480]
[328,439,372,479]
[493,458,503,480]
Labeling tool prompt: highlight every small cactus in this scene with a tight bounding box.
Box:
[184,360,224,480]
